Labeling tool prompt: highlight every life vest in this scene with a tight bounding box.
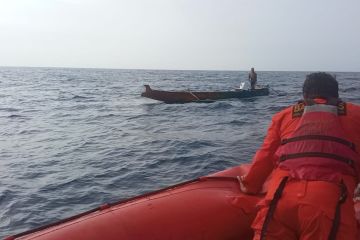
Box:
[259,101,359,240]
[275,102,360,183]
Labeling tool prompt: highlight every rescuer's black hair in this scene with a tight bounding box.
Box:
[303,72,339,99]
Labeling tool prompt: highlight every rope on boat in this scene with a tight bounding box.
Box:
[187,90,200,101]
[268,85,283,96]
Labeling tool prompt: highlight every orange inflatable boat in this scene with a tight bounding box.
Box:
[5,164,360,240]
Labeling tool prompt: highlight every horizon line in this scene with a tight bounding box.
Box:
[0,65,359,73]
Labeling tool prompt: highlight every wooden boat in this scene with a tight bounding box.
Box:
[141,84,270,103]
[6,164,360,240]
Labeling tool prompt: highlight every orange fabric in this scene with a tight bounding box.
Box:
[252,179,358,240]
[242,102,360,194]
[260,167,357,212]
[242,101,360,239]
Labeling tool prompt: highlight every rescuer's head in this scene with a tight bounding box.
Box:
[303,72,339,99]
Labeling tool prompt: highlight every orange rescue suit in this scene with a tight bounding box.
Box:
[242,101,360,240]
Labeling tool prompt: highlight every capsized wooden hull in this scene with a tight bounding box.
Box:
[7,165,261,240]
[141,85,269,103]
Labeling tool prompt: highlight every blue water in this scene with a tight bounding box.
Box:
[1,67,359,238]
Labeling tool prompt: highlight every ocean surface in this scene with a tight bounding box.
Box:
[0,67,359,238]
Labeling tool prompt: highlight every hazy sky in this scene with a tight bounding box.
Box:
[0,0,359,71]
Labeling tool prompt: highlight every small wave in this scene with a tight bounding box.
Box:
[228,119,247,125]
[17,170,49,180]
[206,101,233,110]
[7,114,25,118]
[344,77,360,81]
[56,96,70,101]
[57,94,91,102]
[169,139,218,150]
[74,105,89,110]
[0,189,16,204]
[344,96,360,103]
[343,87,358,92]
[55,95,87,102]
[39,177,88,193]
[0,108,19,112]
[72,95,88,99]
[94,114,117,119]
[18,129,41,135]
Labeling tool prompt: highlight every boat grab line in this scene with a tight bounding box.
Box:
[187,90,200,100]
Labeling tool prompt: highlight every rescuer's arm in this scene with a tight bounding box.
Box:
[240,113,282,194]
[343,103,360,198]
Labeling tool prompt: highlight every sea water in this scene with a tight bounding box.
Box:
[0,67,359,237]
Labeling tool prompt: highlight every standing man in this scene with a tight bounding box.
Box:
[248,67,257,90]
[240,72,360,239]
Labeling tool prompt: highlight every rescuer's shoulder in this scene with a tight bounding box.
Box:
[346,102,360,115]
[270,104,297,124]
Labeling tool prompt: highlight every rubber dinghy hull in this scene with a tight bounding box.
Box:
[7,164,360,240]
[7,165,260,240]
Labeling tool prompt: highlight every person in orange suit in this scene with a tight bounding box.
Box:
[240,72,360,240]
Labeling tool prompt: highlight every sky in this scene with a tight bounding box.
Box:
[0,0,359,71]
